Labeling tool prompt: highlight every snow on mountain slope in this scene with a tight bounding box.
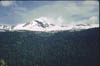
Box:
[0,17,99,32]
[69,23,99,31]
[13,17,59,31]
[0,25,11,30]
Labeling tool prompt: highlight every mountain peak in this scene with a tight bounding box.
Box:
[0,17,99,32]
[34,17,47,23]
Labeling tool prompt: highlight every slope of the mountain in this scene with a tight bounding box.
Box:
[12,17,99,31]
[13,17,64,31]
[0,25,10,30]
[0,25,12,32]
[70,23,99,31]
[0,28,99,66]
[0,17,99,32]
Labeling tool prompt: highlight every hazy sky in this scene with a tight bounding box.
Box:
[0,1,99,26]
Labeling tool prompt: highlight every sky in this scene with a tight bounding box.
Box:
[0,0,99,26]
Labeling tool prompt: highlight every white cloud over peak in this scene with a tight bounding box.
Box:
[88,16,98,23]
[75,16,99,24]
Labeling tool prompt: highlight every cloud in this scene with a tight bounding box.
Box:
[84,0,99,1]
[24,1,98,24]
[56,16,64,26]
[0,1,15,7]
[76,16,99,24]
[83,1,99,7]
[88,16,98,23]
[4,1,99,25]
[13,6,28,16]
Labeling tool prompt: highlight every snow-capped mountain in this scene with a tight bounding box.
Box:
[0,25,11,30]
[68,23,99,31]
[0,17,99,32]
[13,17,56,31]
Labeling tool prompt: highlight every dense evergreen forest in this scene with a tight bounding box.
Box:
[0,28,99,66]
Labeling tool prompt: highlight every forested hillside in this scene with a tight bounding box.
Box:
[0,28,99,66]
